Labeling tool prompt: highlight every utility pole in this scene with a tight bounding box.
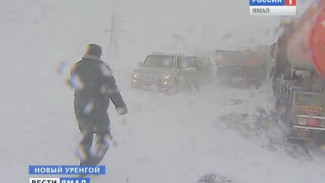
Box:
[105,13,122,59]
[107,15,115,58]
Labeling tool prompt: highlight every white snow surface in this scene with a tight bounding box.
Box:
[1,0,324,182]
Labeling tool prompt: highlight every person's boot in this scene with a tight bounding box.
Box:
[91,142,109,165]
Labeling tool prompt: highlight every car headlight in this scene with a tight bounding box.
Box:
[132,72,139,78]
[163,74,171,79]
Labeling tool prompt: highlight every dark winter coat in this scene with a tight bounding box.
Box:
[70,54,125,132]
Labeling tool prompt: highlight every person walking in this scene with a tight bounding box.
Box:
[68,44,128,166]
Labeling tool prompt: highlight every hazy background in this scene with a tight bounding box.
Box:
[0,0,320,182]
[0,0,312,123]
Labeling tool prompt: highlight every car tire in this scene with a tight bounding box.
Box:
[166,79,179,95]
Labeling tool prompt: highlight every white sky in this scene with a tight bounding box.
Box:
[0,0,313,70]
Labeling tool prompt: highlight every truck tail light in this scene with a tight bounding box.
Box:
[307,118,321,127]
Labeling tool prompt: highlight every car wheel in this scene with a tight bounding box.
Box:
[166,79,179,95]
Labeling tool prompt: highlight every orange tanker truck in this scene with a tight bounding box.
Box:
[270,0,325,140]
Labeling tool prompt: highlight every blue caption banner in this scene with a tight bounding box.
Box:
[29,165,105,175]
[250,0,285,6]
[60,178,90,183]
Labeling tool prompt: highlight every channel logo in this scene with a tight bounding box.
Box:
[249,0,296,16]
[30,178,90,183]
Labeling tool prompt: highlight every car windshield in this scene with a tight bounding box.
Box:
[143,55,175,67]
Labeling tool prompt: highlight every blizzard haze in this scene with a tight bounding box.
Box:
[1,0,324,183]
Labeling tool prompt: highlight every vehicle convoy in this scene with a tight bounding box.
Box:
[130,52,201,92]
[214,47,268,88]
[270,0,325,140]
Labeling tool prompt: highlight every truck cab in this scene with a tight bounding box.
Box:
[214,49,267,88]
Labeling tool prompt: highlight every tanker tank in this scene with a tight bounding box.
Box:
[286,0,325,79]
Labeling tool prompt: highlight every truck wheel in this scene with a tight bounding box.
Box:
[275,99,282,113]
[271,76,277,96]
[286,121,296,141]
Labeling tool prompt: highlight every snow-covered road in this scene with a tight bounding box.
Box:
[3,72,325,183]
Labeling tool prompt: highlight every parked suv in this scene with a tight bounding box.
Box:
[131,52,199,93]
